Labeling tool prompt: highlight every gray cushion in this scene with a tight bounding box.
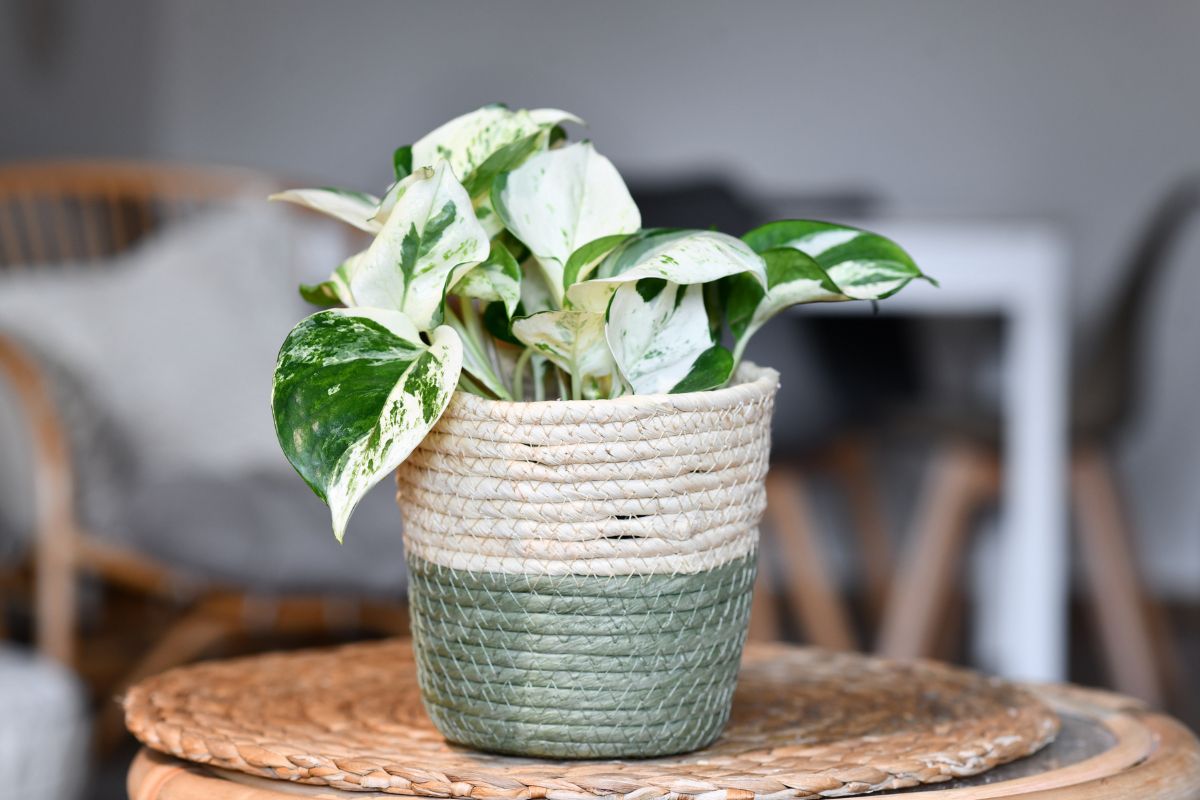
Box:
[121,471,408,597]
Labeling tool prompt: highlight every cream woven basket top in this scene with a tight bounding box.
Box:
[398,362,781,577]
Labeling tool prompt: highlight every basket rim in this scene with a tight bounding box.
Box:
[444,361,780,422]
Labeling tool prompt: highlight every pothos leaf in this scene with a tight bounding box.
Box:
[272,310,462,542]
[605,280,732,395]
[269,187,382,233]
[511,310,616,388]
[299,252,360,308]
[561,233,634,291]
[348,161,489,330]
[724,246,846,362]
[448,241,521,317]
[493,141,641,305]
[483,300,522,346]
[741,220,930,300]
[410,104,581,186]
[567,228,766,313]
[393,145,414,182]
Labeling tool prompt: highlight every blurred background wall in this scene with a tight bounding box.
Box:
[2,0,1197,594]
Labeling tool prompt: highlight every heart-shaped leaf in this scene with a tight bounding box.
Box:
[409,104,581,185]
[511,309,616,397]
[605,280,732,395]
[349,162,490,330]
[742,220,930,300]
[272,310,462,541]
[493,142,641,304]
[269,187,382,233]
[567,229,766,313]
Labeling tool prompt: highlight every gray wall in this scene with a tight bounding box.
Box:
[3,0,1199,592]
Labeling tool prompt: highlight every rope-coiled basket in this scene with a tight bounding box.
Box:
[396,363,779,758]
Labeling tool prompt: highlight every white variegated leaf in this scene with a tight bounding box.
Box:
[494,142,641,304]
[605,281,732,395]
[511,310,616,390]
[269,187,382,233]
[567,229,766,313]
[411,105,582,185]
[448,242,521,316]
[349,162,489,330]
[741,220,928,300]
[272,310,462,541]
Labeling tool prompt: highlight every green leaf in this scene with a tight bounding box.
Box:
[567,228,766,313]
[461,131,546,199]
[605,280,730,395]
[393,145,413,181]
[483,300,522,346]
[411,104,581,184]
[562,233,633,291]
[269,187,382,233]
[742,220,930,300]
[272,310,462,542]
[726,246,844,344]
[511,309,616,388]
[670,344,734,394]
[448,241,521,316]
[493,142,641,305]
[298,253,359,308]
[349,162,490,330]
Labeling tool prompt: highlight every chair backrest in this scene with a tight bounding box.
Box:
[1074,177,1200,440]
[0,160,276,269]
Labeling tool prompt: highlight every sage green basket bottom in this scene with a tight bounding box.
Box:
[407,553,757,758]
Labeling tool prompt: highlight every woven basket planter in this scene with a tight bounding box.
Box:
[396,363,779,758]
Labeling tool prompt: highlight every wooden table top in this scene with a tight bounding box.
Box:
[127,678,1200,799]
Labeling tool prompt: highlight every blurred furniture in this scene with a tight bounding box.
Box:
[125,643,1200,800]
[807,220,1071,680]
[0,644,87,800]
[0,161,408,744]
[875,183,1199,706]
[633,178,897,650]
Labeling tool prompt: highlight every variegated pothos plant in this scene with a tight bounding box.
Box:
[270,104,933,541]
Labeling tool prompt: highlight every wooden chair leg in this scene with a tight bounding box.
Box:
[877,441,996,659]
[826,437,894,625]
[1071,445,1168,706]
[763,468,857,651]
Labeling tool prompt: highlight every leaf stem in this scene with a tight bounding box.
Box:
[512,347,534,402]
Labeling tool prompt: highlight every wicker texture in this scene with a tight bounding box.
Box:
[123,640,1060,798]
[396,364,777,756]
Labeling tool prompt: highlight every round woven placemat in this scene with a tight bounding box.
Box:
[124,640,1059,799]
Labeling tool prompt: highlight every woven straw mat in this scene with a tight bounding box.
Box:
[123,640,1059,798]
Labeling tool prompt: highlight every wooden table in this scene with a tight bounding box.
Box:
[128,682,1199,800]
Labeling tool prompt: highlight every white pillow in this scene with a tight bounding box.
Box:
[0,200,347,532]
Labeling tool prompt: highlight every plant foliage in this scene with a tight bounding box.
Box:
[270,104,933,539]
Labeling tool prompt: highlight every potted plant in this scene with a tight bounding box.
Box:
[271,104,931,758]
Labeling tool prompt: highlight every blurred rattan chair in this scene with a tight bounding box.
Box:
[878,178,1200,706]
[0,161,407,743]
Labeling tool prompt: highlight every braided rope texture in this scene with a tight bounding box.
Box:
[396,364,779,757]
[122,641,1060,797]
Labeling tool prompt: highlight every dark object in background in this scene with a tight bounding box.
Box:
[879,177,1200,708]
[629,176,920,452]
